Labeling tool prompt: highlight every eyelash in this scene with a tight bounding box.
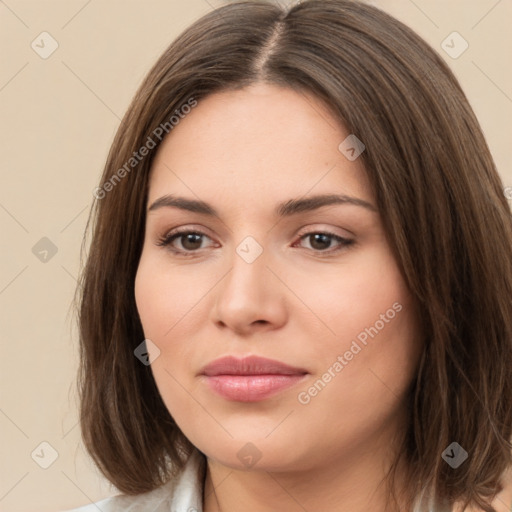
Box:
[156,228,355,257]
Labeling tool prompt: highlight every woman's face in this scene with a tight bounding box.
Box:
[135,83,422,472]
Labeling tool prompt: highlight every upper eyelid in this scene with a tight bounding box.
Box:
[161,226,215,243]
[160,226,352,241]
[296,226,353,239]
[160,222,354,238]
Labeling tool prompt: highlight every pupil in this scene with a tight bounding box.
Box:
[183,233,202,250]
[310,234,330,250]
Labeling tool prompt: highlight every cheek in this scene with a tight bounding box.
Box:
[305,246,422,413]
[299,244,412,351]
[135,264,167,340]
[134,252,207,340]
[134,256,203,416]
[134,251,218,406]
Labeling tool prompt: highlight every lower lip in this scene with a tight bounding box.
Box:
[203,374,307,402]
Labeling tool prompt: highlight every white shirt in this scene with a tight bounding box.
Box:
[62,449,206,512]
[62,448,449,511]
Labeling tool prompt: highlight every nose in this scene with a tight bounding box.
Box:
[212,244,288,336]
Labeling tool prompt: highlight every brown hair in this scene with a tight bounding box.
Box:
[76,1,512,510]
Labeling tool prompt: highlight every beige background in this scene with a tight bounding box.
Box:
[0,1,511,511]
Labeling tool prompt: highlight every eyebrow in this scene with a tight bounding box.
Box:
[147,193,377,217]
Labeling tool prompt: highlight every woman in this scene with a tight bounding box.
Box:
[67,0,512,511]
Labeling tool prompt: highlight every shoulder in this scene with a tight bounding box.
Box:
[61,449,206,512]
[61,491,172,512]
[451,466,512,512]
[61,489,170,512]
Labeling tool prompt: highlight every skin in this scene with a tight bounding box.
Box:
[134,83,423,512]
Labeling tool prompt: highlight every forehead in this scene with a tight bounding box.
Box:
[148,83,372,209]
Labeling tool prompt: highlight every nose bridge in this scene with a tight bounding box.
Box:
[222,235,269,303]
[213,234,286,331]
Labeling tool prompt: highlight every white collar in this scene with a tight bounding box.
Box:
[169,448,205,512]
[65,449,450,512]
[64,449,205,512]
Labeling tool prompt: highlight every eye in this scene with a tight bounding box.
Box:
[156,228,355,257]
[294,231,354,254]
[156,229,215,255]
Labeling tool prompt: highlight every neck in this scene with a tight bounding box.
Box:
[203,413,412,512]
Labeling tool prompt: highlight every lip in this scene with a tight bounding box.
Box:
[200,355,308,402]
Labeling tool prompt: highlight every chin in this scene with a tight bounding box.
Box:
[198,435,308,473]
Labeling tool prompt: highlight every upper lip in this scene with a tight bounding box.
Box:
[201,355,308,376]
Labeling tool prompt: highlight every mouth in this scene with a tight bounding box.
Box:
[200,355,309,402]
